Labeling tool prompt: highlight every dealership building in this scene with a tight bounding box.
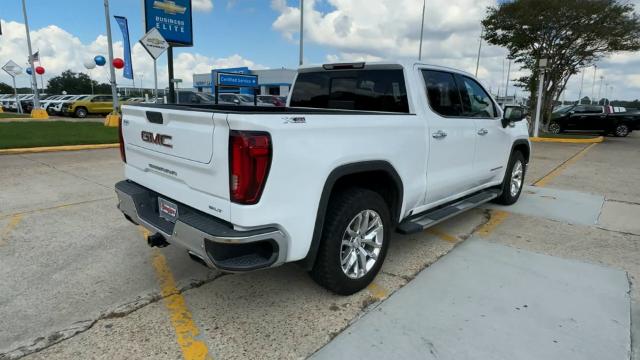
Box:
[193,67,297,96]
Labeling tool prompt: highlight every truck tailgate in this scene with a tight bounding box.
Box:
[121,105,231,220]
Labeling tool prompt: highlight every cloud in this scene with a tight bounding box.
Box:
[0,20,259,92]
[192,0,214,12]
[271,0,640,101]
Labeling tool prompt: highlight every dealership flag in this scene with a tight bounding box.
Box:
[114,16,134,80]
[28,51,39,64]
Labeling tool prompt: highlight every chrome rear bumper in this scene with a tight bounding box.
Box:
[115,180,287,272]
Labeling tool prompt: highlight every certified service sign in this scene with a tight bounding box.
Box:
[144,0,193,46]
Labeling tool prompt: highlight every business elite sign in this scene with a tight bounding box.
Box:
[144,0,193,46]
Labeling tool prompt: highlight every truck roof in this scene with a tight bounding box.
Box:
[298,60,475,78]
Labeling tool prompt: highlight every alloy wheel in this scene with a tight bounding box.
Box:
[340,210,384,279]
[510,160,524,197]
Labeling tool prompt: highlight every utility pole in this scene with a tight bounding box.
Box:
[533,59,548,138]
[591,65,597,105]
[299,0,304,66]
[505,59,512,101]
[103,0,119,114]
[598,75,604,105]
[578,68,585,104]
[418,0,426,61]
[21,0,42,116]
[475,28,483,77]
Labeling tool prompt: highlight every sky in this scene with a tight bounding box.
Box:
[1,0,640,101]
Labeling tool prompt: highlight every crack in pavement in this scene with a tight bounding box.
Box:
[0,273,227,360]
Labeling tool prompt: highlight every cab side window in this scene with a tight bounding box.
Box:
[422,70,463,117]
[458,76,496,118]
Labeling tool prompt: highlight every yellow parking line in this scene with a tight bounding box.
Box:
[476,210,510,237]
[139,227,213,360]
[533,143,598,187]
[0,214,23,246]
[0,143,119,156]
[530,136,604,144]
[426,227,458,243]
[367,282,389,300]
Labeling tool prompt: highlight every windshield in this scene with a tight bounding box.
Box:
[198,93,216,101]
[553,105,573,114]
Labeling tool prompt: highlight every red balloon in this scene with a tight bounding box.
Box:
[113,58,125,69]
[35,66,45,75]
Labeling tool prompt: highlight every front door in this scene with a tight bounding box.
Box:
[455,74,512,185]
[420,69,478,205]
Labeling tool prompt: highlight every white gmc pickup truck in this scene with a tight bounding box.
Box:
[115,61,530,295]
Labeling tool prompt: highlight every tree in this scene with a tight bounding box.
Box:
[46,70,110,95]
[0,82,13,94]
[482,0,640,131]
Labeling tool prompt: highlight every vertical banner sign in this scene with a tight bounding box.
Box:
[144,0,193,46]
[114,16,134,79]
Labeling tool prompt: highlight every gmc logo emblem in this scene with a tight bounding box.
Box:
[141,131,173,148]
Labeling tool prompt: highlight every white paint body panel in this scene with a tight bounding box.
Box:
[120,61,530,263]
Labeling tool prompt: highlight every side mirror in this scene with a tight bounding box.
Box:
[502,108,524,128]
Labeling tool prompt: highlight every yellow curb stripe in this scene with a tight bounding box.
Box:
[533,143,598,187]
[0,197,115,220]
[367,282,389,300]
[530,136,604,144]
[0,143,119,155]
[139,227,213,360]
[426,227,458,243]
[476,210,510,238]
[0,214,23,246]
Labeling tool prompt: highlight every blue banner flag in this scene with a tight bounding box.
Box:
[114,16,134,80]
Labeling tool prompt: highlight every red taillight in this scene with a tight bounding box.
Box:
[229,131,272,204]
[118,116,126,163]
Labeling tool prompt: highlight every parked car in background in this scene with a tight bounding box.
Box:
[217,93,256,106]
[51,95,89,115]
[257,95,286,107]
[64,95,117,118]
[549,104,640,137]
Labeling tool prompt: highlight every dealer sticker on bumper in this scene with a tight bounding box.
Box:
[158,197,178,223]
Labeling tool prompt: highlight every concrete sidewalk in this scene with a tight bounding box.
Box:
[313,239,630,360]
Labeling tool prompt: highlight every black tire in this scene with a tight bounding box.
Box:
[494,151,526,206]
[548,121,562,134]
[75,107,88,118]
[614,124,630,137]
[310,188,391,295]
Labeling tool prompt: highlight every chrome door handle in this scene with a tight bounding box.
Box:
[432,130,447,139]
[477,128,488,136]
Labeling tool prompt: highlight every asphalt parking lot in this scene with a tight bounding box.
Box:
[1,134,639,360]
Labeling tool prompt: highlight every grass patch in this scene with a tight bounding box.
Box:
[0,113,30,119]
[0,121,118,149]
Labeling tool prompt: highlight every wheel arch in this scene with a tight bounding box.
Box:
[511,139,530,164]
[299,161,404,271]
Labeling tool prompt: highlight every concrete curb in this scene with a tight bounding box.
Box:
[530,136,604,144]
[0,143,119,155]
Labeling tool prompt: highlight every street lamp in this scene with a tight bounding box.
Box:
[533,58,548,138]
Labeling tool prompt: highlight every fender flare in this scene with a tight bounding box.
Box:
[299,160,403,271]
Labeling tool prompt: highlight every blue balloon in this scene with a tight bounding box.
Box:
[26,67,33,75]
[94,55,106,66]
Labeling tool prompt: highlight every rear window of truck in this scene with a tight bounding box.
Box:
[290,69,409,113]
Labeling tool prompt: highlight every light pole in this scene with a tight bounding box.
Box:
[418,0,426,61]
[505,59,512,101]
[577,68,585,105]
[591,65,597,105]
[597,75,604,105]
[533,58,548,138]
[103,0,120,127]
[475,28,483,77]
[299,0,304,66]
[21,0,46,118]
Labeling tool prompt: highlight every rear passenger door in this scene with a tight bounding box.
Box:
[456,75,511,185]
[421,69,478,205]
